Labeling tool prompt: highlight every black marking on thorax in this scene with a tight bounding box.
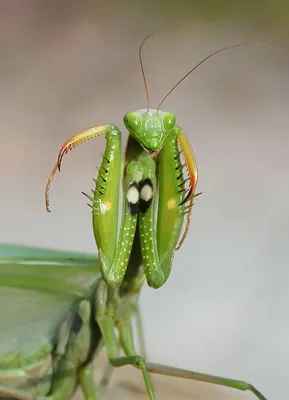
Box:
[71,314,83,335]
[127,178,153,215]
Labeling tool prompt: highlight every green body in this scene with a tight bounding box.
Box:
[84,110,192,289]
[1,104,269,400]
[1,108,268,400]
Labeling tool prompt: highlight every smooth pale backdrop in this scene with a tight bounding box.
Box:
[0,2,288,399]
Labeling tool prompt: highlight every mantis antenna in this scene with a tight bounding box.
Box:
[139,30,249,111]
[157,43,249,111]
[138,31,153,111]
[138,25,183,111]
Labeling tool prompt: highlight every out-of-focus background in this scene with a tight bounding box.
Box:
[1,1,289,399]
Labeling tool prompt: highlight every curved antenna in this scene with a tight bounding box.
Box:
[157,43,249,111]
[139,32,154,111]
[139,25,183,111]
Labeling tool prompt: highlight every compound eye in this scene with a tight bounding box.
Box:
[124,112,141,132]
[163,112,176,131]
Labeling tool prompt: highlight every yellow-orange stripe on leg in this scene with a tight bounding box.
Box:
[176,131,199,250]
[45,124,114,212]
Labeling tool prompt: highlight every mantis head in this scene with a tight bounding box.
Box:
[124,109,176,153]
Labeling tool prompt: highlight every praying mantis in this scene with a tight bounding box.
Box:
[0,32,269,400]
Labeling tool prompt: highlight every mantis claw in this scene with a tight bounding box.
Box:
[45,124,114,212]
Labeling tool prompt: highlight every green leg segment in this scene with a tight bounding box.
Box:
[79,361,113,400]
[110,355,155,399]
[96,281,268,400]
[95,363,114,398]
[109,357,267,400]
[145,361,267,400]
[98,315,267,400]
[135,305,147,359]
[97,305,156,400]
[79,364,99,400]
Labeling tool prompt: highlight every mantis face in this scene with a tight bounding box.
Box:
[124,109,176,153]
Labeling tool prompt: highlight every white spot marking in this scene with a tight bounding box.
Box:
[127,186,139,204]
[140,184,153,202]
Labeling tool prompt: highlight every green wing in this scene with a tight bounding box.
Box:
[0,243,98,265]
[0,244,99,365]
[0,244,99,295]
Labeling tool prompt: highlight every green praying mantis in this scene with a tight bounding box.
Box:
[0,33,269,400]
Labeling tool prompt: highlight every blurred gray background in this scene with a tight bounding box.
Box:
[0,1,289,399]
